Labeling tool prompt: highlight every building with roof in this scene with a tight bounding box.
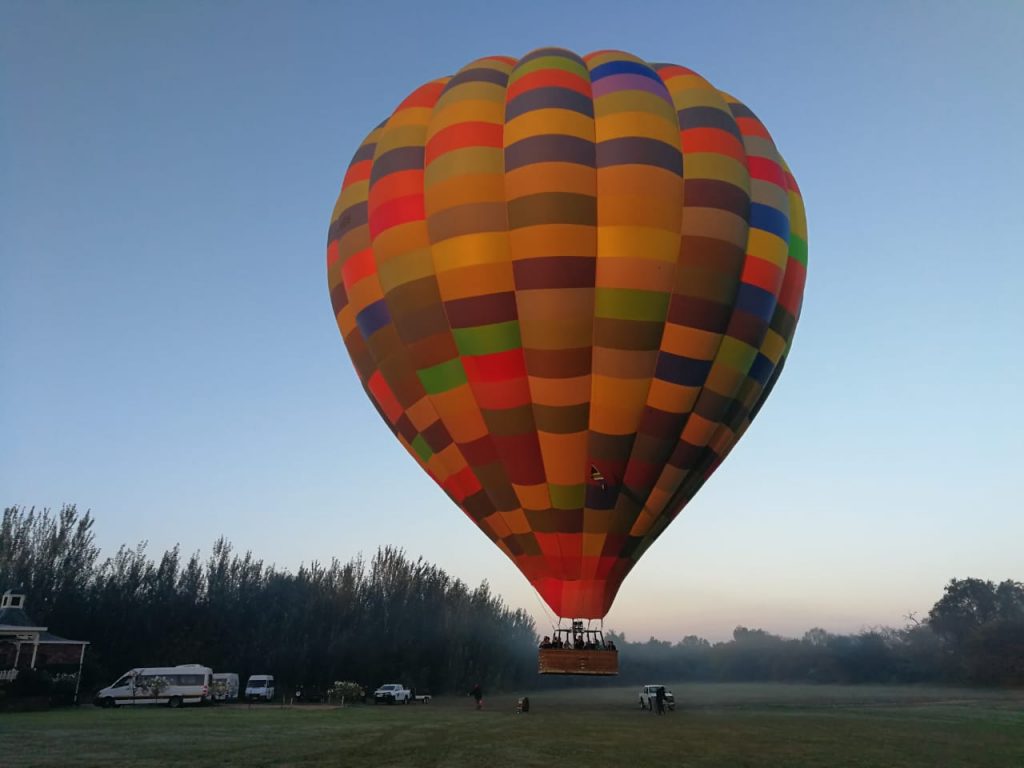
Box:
[0,590,89,699]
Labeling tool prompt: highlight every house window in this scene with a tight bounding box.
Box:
[1,593,26,609]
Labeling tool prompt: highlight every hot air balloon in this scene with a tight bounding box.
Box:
[327,48,807,676]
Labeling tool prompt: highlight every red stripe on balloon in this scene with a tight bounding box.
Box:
[398,81,448,110]
[777,259,806,314]
[444,465,481,502]
[505,69,592,101]
[680,128,746,162]
[470,377,533,410]
[368,170,423,213]
[533,533,564,559]
[746,156,786,187]
[740,255,784,295]
[425,122,503,164]
[735,116,771,140]
[342,248,376,291]
[326,240,340,267]
[493,433,546,485]
[559,553,582,579]
[342,160,371,189]
[367,371,403,425]
[655,64,697,79]
[595,556,619,579]
[368,194,425,238]
[461,348,528,383]
[622,460,661,490]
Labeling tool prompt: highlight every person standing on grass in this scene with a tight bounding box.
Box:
[470,683,483,710]
[655,686,666,715]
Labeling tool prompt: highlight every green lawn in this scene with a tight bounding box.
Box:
[2,683,1022,767]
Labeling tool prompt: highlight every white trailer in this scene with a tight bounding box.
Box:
[212,672,239,701]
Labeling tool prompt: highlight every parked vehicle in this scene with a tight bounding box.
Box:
[294,684,324,704]
[245,674,275,701]
[211,673,239,701]
[93,664,212,708]
[373,683,412,704]
[638,684,675,711]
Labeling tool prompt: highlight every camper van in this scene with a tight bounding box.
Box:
[211,672,239,701]
[94,664,213,708]
[245,674,275,701]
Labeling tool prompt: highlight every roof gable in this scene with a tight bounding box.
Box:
[0,606,46,630]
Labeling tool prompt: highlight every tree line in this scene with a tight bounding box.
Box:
[582,577,1022,688]
[2,505,1021,698]
[601,584,1022,688]
[0,505,537,695]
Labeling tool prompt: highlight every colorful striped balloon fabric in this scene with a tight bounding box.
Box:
[327,48,807,620]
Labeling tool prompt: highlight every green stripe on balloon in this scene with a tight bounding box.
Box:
[417,357,468,394]
[549,483,586,510]
[410,434,434,463]
[594,287,671,322]
[453,321,523,356]
[716,336,759,372]
[790,235,808,266]
[508,55,589,82]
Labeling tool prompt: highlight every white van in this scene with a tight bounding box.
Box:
[94,664,212,708]
[212,672,239,701]
[245,674,275,701]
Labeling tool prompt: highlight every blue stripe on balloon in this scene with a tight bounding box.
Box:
[749,203,790,242]
[589,60,661,83]
[356,299,391,338]
[748,352,774,385]
[734,284,776,322]
[655,352,713,387]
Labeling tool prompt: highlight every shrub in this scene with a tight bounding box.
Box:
[328,681,363,703]
[12,668,53,697]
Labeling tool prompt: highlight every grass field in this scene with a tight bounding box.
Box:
[2,683,1022,767]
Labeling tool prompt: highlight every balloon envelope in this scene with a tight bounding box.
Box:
[327,49,807,619]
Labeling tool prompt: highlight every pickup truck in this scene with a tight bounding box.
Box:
[373,683,412,704]
[639,684,675,711]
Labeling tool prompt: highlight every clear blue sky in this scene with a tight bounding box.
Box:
[3,0,1022,641]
